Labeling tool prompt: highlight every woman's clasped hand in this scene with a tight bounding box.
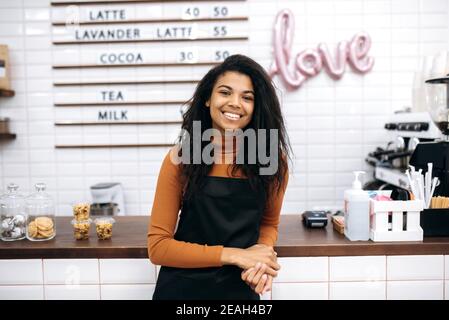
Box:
[240,244,279,295]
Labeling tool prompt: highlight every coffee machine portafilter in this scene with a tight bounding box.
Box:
[409,74,449,196]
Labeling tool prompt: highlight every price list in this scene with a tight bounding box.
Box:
[50,0,249,148]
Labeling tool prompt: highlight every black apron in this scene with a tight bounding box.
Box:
[153,176,265,300]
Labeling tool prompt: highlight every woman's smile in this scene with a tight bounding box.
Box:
[222,111,243,121]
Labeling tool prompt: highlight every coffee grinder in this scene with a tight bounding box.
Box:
[409,73,449,196]
[90,183,126,216]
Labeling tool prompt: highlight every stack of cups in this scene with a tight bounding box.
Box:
[71,203,92,240]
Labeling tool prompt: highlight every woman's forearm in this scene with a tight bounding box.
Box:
[220,244,280,276]
[220,247,243,265]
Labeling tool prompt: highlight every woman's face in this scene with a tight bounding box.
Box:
[206,71,255,133]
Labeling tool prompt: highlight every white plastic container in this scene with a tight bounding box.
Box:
[370,199,424,242]
[344,171,370,241]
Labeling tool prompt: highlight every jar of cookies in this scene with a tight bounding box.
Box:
[25,183,56,241]
[0,183,27,241]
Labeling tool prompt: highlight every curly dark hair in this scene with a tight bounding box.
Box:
[177,54,291,203]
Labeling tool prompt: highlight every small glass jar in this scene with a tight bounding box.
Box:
[94,217,115,240]
[25,183,56,241]
[71,218,92,240]
[0,183,26,241]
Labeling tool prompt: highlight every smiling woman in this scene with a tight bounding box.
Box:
[147,54,291,300]
[206,71,255,131]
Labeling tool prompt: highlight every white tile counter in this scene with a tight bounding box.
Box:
[0,216,448,300]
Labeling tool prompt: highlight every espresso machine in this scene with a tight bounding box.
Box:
[364,111,442,191]
[409,73,449,196]
[90,183,126,216]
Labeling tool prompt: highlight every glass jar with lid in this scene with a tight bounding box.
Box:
[0,183,27,241]
[26,183,56,241]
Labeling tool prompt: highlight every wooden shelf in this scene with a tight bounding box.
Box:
[54,100,186,107]
[53,79,199,86]
[51,0,245,5]
[55,143,174,148]
[54,120,182,126]
[53,36,248,45]
[52,17,248,26]
[53,62,219,69]
[0,133,16,140]
[0,89,14,97]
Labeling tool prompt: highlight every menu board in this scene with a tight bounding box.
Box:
[51,0,249,148]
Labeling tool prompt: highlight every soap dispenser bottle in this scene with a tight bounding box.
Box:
[344,171,370,241]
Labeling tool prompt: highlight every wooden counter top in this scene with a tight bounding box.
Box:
[1,215,449,259]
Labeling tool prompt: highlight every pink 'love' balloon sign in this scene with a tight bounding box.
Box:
[269,9,375,90]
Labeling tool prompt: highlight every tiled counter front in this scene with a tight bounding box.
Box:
[1,217,448,299]
[0,259,156,300]
[272,255,448,300]
[0,256,447,300]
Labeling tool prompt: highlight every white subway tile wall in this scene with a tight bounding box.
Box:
[272,282,329,300]
[274,257,328,282]
[329,281,386,300]
[445,255,449,279]
[100,284,155,300]
[0,0,448,217]
[99,259,156,284]
[0,257,448,299]
[44,284,101,300]
[329,256,386,281]
[387,280,444,300]
[0,285,44,300]
[0,259,43,285]
[43,259,99,285]
[387,255,444,281]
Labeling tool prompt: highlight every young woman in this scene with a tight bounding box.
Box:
[148,54,291,300]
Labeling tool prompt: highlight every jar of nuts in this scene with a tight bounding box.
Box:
[94,217,115,240]
[71,218,92,240]
[73,203,90,221]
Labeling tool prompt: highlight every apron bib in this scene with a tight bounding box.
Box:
[153,176,265,300]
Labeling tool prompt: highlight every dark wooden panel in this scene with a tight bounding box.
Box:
[1,216,449,259]
[0,133,16,140]
[275,215,449,257]
[0,89,14,97]
[0,217,149,259]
